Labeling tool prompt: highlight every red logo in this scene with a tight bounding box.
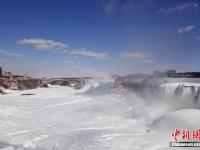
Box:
[172,129,200,141]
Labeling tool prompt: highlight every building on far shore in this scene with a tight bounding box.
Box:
[165,70,200,78]
[0,67,2,77]
[166,70,176,77]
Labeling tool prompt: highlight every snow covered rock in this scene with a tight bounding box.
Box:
[23,140,35,149]
[0,146,15,150]
[151,109,200,131]
[0,88,6,95]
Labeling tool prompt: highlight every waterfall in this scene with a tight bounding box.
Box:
[159,83,200,99]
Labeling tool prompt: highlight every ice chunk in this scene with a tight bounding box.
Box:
[23,140,35,149]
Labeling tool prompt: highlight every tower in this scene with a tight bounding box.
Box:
[0,67,2,77]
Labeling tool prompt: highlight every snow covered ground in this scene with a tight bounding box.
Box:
[0,79,200,150]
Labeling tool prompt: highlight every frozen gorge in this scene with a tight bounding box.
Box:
[0,78,200,150]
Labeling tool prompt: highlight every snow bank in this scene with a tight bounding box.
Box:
[151,109,200,131]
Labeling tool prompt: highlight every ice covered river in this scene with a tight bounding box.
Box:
[0,79,200,150]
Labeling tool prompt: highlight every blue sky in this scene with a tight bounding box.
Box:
[0,0,199,77]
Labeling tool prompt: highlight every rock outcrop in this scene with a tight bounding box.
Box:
[17,79,41,90]
[0,67,90,93]
[0,78,41,90]
[0,88,6,95]
[47,78,89,89]
[40,83,49,88]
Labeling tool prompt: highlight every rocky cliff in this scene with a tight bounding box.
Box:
[0,78,41,90]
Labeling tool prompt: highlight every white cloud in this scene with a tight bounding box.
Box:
[120,51,147,60]
[140,59,155,64]
[103,0,135,15]
[158,2,198,14]
[69,49,108,60]
[122,0,135,14]
[177,25,195,34]
[196,35,200,40]
[120,51,154,64]
[17,38,69,50]
[63,60,80,65]
[0,50,7,53]
[0,49,22,57]
[60,50,69,54]
[103,0,118,14]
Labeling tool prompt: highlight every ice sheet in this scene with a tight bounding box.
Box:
[0,81,199,150]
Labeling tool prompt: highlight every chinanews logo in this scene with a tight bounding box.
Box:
[170,128,200,147]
